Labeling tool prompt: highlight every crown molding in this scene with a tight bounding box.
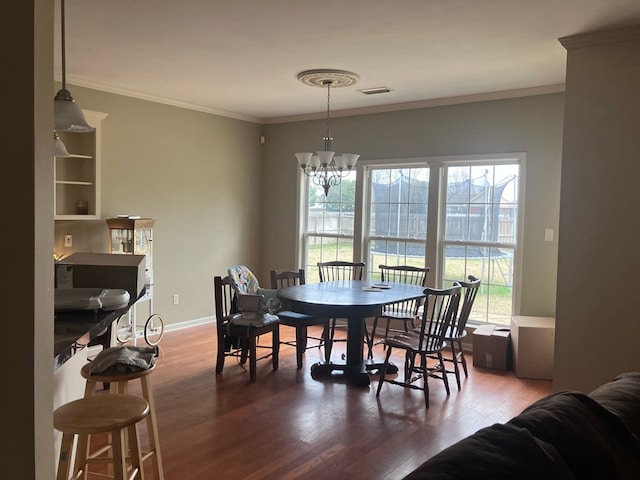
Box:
[265,84,565,125]
[63,74,262,123]
[58,75,564,126]
[559,24,640,50]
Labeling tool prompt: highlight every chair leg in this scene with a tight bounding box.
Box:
[216,337,226,373]
[367,317,379,359]
[421,353,430,408]
[330,318,337,342]
[240,339,249,365]
[249,334,257,381]
[272,327,279,371]
[438,352,450,395]
[450,341,462,391]
[376,346,393,398]
[295,325,306,369]
[458,341,469,378]
[323,320,333,362]
[384,320,391,344]
[405,350,415,382]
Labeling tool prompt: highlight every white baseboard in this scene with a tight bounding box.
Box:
[164,316,215,333]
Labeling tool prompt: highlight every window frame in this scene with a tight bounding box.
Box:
[297,153,526,323]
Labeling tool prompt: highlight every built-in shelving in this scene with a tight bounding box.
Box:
[54,110,108,220]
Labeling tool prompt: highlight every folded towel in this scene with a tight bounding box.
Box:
[89,345,159,375]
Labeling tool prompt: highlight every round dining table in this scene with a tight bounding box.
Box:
[277,280,426,387]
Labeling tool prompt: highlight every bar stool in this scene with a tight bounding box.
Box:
[81,362,164,479]
[54,394,148,480]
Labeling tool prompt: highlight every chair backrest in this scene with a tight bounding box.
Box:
[317,261,365,282]
[227,265,260,294]
[214,275,236,336]
[379,264,430,315]
[450,275,481,338]
[379,264,429,286]
[418,285,462,352]
[270,269,306,289]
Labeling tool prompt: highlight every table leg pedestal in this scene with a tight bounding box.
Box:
[310,361,371,387]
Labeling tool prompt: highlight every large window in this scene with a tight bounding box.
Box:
[299,156,523,324]
[366,167,429,280]
[303,171,357,283]
[441,163,519,324]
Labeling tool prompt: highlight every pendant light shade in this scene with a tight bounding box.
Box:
[54,0,93,133]
[54,88,93,132]
[54,132,72,157]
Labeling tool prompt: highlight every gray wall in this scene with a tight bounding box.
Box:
[555,26,640,392]
[54,86,264,326]
[261,94,564,318]
[55,90,564,332]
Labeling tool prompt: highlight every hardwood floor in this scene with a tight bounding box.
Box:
[122,323,552,479]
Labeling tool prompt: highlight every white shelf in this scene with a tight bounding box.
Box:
[56,180,94,186]
[54,110,107,220]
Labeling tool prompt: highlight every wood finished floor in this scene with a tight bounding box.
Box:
[120,323,552,480]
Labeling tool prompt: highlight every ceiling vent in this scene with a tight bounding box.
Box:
[359,87,392,95]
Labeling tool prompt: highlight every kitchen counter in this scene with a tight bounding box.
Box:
[54,303,132,370]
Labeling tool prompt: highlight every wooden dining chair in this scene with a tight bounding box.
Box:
[435,275,481,390]
[376,284,461,408]
[366,265,430,359]
[214,275,279,381]
[317,261,367,350]
[270,269,331,368]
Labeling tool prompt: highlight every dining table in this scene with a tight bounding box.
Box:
[277,279,427,387]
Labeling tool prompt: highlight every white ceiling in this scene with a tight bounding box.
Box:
[57,0,640,124]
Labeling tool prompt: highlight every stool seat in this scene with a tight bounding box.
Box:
[54,395,148,480]
[55,395,149,434]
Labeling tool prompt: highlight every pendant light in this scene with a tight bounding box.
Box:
[54,0,93,133]
[295,69,360,196]
[54,132,72,157]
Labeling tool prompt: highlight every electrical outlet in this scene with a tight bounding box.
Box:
[64,235,73,247]
[173,294,179,305]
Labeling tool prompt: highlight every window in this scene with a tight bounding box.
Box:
[299,155,523,324]
[302,171,357,283]
[441,163,519,324]
[365,167,429,280]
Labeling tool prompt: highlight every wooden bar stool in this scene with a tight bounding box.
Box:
[54,394,148,480]
[81,362,164,479]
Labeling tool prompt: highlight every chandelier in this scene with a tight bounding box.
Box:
[295,69,360,196]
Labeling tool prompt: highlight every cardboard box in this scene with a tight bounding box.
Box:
[57,252,147,300]
[472,324,511,370]
[511,316,555,380]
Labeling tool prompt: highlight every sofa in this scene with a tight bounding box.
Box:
[404,372,640,479]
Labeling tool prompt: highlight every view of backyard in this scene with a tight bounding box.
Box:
[303,162,519,325]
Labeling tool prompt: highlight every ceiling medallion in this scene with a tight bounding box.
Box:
[297,69,360,88]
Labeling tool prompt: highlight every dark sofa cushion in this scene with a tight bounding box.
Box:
[510,390,640,479]
[589,372,640,439]
[403,423,573,480]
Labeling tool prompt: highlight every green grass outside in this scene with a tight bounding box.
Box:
[305,242,512,324]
